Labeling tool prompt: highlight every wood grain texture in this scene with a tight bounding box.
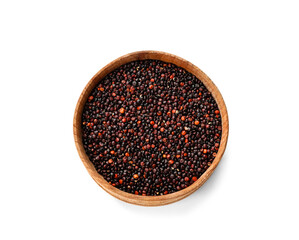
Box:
[73,50,229,206]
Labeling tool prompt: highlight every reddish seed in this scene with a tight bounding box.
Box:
[160,127,165,132]
[150,121,155,125]
[153,124,158,128]
[122,118,126,123]
[108,159,113,164]
[133,174,139,179]
[182,130,186,136]
[135,191,139,195]
[137,106,142,110]
[119,179,123,184]
[149,85,154,89]
[150,78,155,82]
[164,191,168,195]
[203,149,207,154]
[184,177,189,182]
[125,152,130,157]
[195,120,200,125]
[169,160,174,164]
[181,116,186,121]
[88,96,94,101]
[192,177,198,182]
[215,110,220,114]
[110,150,115,155]
[119,108,125,114]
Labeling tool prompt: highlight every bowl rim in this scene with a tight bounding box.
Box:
[73,50,229,206]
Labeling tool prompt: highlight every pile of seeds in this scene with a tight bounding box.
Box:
[82,60,222,196]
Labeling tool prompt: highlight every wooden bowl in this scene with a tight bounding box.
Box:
[73,50,229,206]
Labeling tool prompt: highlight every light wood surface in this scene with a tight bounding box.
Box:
[73,50,229,206]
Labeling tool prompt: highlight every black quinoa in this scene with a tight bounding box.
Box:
[82,60,222,196]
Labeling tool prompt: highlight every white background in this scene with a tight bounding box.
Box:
[0,0,298,239]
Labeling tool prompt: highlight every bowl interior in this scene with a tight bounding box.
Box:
[73,51,228,206]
